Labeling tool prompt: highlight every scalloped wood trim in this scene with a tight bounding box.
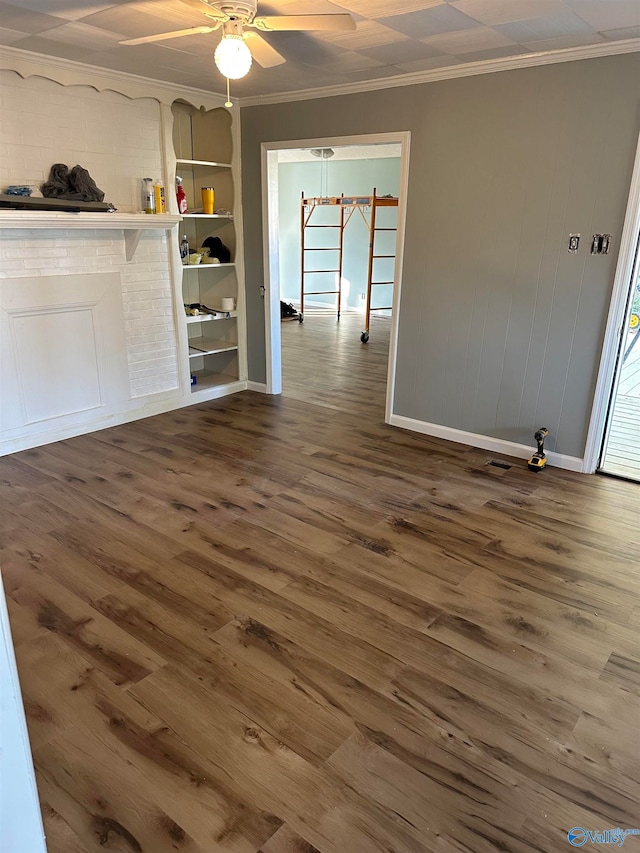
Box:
[0,45,228,109]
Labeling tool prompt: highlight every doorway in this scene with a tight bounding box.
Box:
[599,239,640,480]
[584,131,640,479]
[261,132,411,423]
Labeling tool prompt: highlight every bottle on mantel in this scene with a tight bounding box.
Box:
[175,176,188,214]
[154,179,166,214]
[142,178,155,214]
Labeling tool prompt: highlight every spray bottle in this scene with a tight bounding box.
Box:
[176,176,188,214]
[142,177,155,214]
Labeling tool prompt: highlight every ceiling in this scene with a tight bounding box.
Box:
[1,0,638,100]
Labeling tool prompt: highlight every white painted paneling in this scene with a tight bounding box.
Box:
[14,307,102,422]
[0,272,129,433]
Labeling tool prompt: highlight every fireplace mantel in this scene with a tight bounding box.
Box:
[0,211,182,261]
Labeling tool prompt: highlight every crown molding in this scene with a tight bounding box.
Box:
[2,37,639,111]
[0,45,229,109]
[239,37,640,107]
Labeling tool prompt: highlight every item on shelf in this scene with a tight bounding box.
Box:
[201,235,231,263]
[5,185,32,196]
[221,297,235,311]
[154,179,166,213]
[191,374,197,386]
[185,302,219,316]
[176,177,188,214]
[142,177,155,214]
[180,234,190,261]
[41,163,105,202]
[0,194,116,212]
[188,252,203,265]
[202,256,221,265]
[201,186,215,215]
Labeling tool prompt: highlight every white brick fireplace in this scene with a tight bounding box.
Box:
[0,66,230,456]
[0,223,182,453]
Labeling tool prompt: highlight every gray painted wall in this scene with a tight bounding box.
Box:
[241,54,640,459]
[278,158,400,311]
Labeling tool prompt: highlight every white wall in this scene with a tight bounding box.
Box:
[278,158,400,311]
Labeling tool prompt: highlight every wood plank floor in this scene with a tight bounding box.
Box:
[2,312,640,853]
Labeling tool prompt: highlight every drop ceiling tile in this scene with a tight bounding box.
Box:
[321,20,407,49]
[495,11,595,42]
[8,34,93,60]
[336,0,444,17]
[421,25,516,54]
[341,64,406,81]
[79,3,190,38]
[152,64,205,82]
[395,54,464,72]
[378,5,482,39]
[451,0,569,26]
[0,2,66,35]
[260,29,342,63]
[563,0,640,31]
[255,0,356,12]
[323,49,386,72]
[0,25,30,44]
[460,44,532,61]
[16,1,120,21]
[523,31,605,50]
[360,39,445,65]
[38,21,126,49]
[601,24,640,39]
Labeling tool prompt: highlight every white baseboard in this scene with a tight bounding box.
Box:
[247,381,269,393]
[289,299,363,313]
[388,414,584,473]
[0,382,248,457]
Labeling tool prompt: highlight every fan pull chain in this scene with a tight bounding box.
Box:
[225,77,233,108]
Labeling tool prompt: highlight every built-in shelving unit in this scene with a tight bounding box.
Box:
[171,100,244,397]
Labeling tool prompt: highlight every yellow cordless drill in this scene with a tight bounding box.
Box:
[527,427,549,472]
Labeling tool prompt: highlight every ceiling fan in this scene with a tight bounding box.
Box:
[120,0,356,80]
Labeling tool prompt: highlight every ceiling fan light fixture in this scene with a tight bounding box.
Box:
[310,148,334,159]
[214,32,252,79]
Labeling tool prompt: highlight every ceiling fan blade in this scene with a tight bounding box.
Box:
[252,14,356,33]
[244,31,286,68]
[120,25,220,46]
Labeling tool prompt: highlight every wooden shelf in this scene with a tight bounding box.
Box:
[176,158,232,169]
[188,337,238,357]
[181,263,235,271]
[186,310,237,324]
[182,213,233,220]
[190,370,240,392]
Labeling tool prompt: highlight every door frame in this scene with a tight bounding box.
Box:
[583,130,640,474]
[260,131,411,423]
